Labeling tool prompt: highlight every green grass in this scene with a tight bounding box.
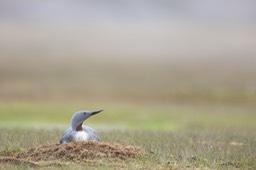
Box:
[0,101,256,130]
[0,128,255,169]
[0,101,255,169]
[0,102,256,169]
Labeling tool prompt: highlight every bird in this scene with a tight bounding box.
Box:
[59,109,103,144]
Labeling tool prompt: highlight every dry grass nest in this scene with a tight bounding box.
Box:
[0,142,144,167]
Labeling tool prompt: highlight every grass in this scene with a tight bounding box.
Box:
[0,101,256,130]
[0,128,255,169]
[0,101,255,169]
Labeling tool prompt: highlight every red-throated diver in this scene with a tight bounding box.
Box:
[60,110,103,144]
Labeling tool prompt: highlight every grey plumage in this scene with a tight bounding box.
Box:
[60,125,100,144]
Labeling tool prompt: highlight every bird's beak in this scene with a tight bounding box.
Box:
[91,109,104,116]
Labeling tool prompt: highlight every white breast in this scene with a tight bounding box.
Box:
[73,131,89,141]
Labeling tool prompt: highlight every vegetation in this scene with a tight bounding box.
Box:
[0,58,255,169]
[0,127,255,169]
[0,102,255,169]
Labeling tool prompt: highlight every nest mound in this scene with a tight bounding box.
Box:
[16,142,143,161]
[0,142,143,166]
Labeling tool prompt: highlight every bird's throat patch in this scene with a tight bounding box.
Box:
[76,123,83,131]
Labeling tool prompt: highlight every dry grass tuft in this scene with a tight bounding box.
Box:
[0,157,39,167]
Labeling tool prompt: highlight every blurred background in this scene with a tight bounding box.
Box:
[0,0,256,130]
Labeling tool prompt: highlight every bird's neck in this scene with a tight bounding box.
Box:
[76,122,83,131]
[71,119,84,131]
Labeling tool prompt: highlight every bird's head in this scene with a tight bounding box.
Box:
[71,109,103,131]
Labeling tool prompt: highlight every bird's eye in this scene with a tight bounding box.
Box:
[83,112,86,115]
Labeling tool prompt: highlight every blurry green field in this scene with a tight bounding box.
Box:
[1,57,255,169]
[0,101,256,130]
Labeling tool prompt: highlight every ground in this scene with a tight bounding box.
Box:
[0,102,255,169]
